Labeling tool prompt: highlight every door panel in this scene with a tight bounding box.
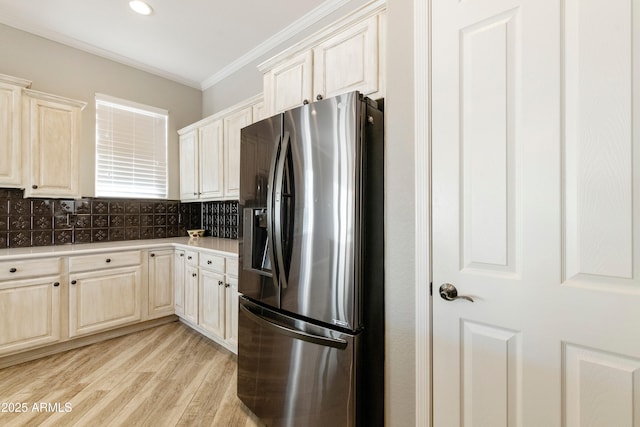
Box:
[432,0,640,425]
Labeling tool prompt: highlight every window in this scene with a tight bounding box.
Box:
[95,93,168,199]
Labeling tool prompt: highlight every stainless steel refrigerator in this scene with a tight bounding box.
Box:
[237,91,384,427]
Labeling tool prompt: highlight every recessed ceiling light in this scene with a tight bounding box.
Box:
[129,0,153,15]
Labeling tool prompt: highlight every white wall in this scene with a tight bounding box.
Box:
[0,23,202,200]
[202,0,418,425]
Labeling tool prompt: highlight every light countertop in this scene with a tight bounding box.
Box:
[0,237,239,261]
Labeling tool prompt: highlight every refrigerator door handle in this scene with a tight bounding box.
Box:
[273,131,290,289]
[266,134,281,286]
[240,303,348,350]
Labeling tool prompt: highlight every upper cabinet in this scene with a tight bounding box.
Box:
[260,4,386,116]
[178,94,262,202]
[0,74,31,188]
[22,89,86,199]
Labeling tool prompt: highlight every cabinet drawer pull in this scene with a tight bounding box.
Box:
[9,267,16,273]
[71,280,77,285]
[53,282,60,287]
[105,258,111,263]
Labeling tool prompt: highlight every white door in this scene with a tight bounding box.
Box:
[432,0,640,425]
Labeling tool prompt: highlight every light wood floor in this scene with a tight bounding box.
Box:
[0,321,265,427]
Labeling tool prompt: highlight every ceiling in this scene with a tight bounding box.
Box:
[0,0,350,90]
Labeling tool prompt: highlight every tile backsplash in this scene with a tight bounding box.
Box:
[0,188,238,248]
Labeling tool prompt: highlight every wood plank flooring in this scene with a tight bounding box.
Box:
[0,321,265,427]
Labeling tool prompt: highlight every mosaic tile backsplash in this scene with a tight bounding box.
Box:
[0,188,238,248]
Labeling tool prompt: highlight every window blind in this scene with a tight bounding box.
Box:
[95,93,168,199]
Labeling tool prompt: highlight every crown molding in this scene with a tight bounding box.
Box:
[199,0,353,90]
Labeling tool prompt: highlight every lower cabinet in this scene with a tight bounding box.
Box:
[148,249,175,319]
[0,245,240,363]
[0,276,61,356]
[69,266,142,338]
[199,268,226,340]
[173,251,239,353]
[68,251,143,338]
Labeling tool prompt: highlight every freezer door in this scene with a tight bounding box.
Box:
[238,297,358,427]
[276,92,364,330]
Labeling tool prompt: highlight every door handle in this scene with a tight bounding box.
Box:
[439,283,474,303]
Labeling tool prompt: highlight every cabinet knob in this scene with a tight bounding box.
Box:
[9,267,16,273]
[53,282,60,287]
[32,184,38,189]
[218,280,224,286]
[180,253,184,257]
[192,273,197,277]
[150,253,156,257]
[225,283,230,288]
[207,260,212,265]
[188,256,192,260]
[71,280,77,285]
[303,99,309,105]
[316,94,323,101]
[105,258,111,263]
[193,192,198,196]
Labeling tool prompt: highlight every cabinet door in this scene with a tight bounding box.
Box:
[0,277,61,356]
[23,90,85,198]
[223,107,252,199]
[0,77,30,187]
[199,268,225,339]
[179,130,199,201]
[264,50,313,115]
[69,266,142,337]
[148,249,174,319]
[224,275,239,352]
[199,119,224,200]
[174,250,186,317]
[312,15,381,100]
[183,264,199,324]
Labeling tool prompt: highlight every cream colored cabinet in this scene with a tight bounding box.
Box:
[263,50,313,114]
[174,249,186,317]
[223,106,252,199]
[261,10,385,115]
[22,89,86,199]
[178,95,262,202]
[178,119,224,201]
[68,251,142,337]
[148,249,175,319]
[224,274,239,351]
[178,129,198,201]
[198,268,226,340]
[182,251,199,324]
[0,257,62,356]
[0,74,31,187]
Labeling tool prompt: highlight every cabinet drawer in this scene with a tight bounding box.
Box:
[69,250,141,273]
[226,258,238,277]
[0,257,62,281]
[200,254,225,273]
[185,250,199,266]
